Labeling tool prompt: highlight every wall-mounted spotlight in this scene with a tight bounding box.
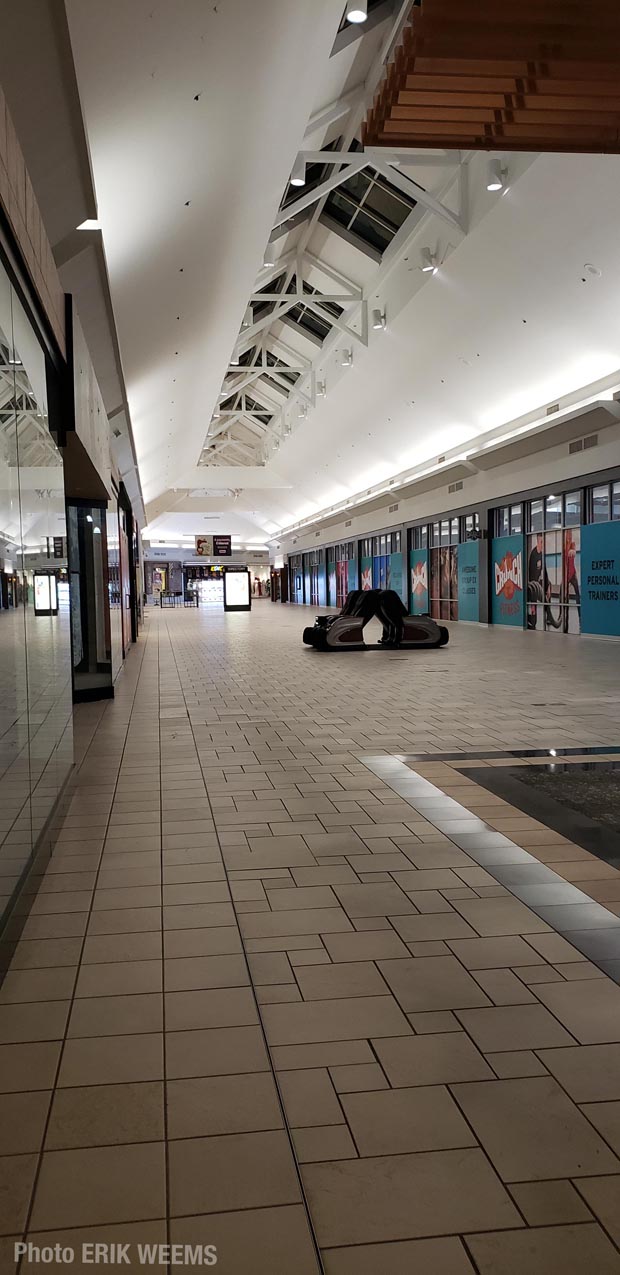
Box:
[420,248,438,274]
[241,305,253,329]
[372,308,386,330]
[284,421,292,435]
[341,350,353,367]
[298,403,308,420]
[263,235,276,267]
[230,353,240,366]
[212,408,220,420]
[93,526,101,535]
[291,154,306,187]
[346,0,368,22]
[486,158,507,191]
[317,380,326,397]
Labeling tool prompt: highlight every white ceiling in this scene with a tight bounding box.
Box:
[65,3,620,546]
[65,0,345,510]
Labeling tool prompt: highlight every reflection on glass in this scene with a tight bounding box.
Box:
[564,491,582,527]
[0,255,73,922]
[592,485,610,523]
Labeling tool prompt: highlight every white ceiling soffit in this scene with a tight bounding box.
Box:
[0,0,146,525]
[65,0,346,507]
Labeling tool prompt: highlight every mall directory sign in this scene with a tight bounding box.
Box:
[223,567,251,612]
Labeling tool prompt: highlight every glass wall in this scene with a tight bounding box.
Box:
[0,255,73,926]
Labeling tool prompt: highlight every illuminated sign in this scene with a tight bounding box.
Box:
[213,535,232,556]
[223,569,251,611]
[195,536,213,557]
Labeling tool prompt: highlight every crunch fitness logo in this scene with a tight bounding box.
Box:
[495,550,522,599]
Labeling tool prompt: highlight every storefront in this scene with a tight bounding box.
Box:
[0,222,73,924]
[327,541,357,608]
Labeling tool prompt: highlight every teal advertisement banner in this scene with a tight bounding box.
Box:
[347,559,358,594]
[388,552,405,604]
[409,549,429,614]
[318,563,326,607]
[361,556,373,590]
[581,522,620,636]
[457,541,480,622]
[491,534,525,627]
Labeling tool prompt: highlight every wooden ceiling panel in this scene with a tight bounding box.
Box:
[364,0,620,152]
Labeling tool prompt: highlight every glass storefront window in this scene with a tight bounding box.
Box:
[440,520,450,546]
[510,505,522,534]
[592,485,610,523]
[564,491,582,526]
[497,507,510,536]
[545,494,562,529]
[613,483,620,520]
[529,499,544,532]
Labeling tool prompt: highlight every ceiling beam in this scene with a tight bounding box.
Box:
[272,160,367,229]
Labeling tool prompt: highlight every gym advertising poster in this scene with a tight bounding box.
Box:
[361,556,373,590]
[581,521,620,636]
[388,551,406,605]
[527,529,581,633]
[457,540,480,622]
[409,549,429,614]
[347,559,358,594]
[327,563,337,607]
[491,534,525,627]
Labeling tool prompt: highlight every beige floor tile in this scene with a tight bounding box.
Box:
[323,1236,476,1275]
[292,1124,358,1163]
[447,936,547,968]
[472,969,537,1005]
[373,1032,493,1087]
[534,979,620,1045]
[279,1068,344,1127]
[165,1024,269,1079]
[262,995,412,1045]
[329,1062,388,1093]
[29,1142,166,1230]
[168,1130,301,1215]
[82,932,162,964]
[294,961,388,1001]
[0,1040,61,1093]
[163,902,236,930]
[2,937,82,970]
[0,1000,70,1044]
[239,908,353,939]
[343,1085,477,1156]
[170,1205,321,1275]
[0,1154,38,1236]
[487,1050,549,1078]
[452,897,550,937]
[247,951,294,985]
[164,987,258,1031]
[391,914,478,941]
[466,1223,620,1275]
[322,930,410,961]
[75,960,162,999]
[46,1082,164,1149]
[265,886,340,911]
[302,1147,521,1246]
[538,1044,620,1101]
[163,954,249,992]
[163,926,242,959]
[0,967,75,1004]
[271,1041,374,1071]
[0,1090,51,1154]
[575,1176,620,1248]
[456,1003,574,1051]
[167,1072,282,1138]
[58,1034,164,1087]
[68,993,163,1038]
[581,1101,620,1156]
[509,1179,593,1225]
[452,1077,619,1180]
[378,956,491,1013]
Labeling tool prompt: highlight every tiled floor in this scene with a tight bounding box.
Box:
[2,603,620,1273]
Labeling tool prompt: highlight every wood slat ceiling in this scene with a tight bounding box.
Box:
[363,0,620,152]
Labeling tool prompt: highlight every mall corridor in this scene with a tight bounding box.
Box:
[2,606,620,1273]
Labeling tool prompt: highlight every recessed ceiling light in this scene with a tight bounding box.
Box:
[346,0,368,21]
[291,153,306,187]
[486,158,506,191]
